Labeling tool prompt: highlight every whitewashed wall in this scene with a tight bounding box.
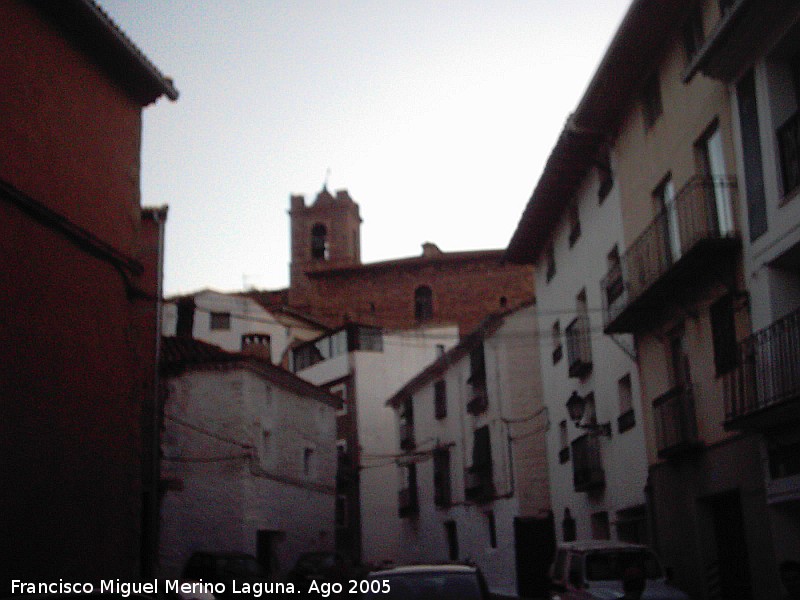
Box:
[393,304,547,596]
[163,290,322,363]
[159,365,337,578]
[535,166,648,543]
[296,325,460,566]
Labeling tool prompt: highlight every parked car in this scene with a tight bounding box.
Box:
[182,551,268,597]
[361,564,491,600]
[549,541,689,600]
[287,551,352,592]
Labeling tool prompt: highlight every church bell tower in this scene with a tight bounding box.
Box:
[288,187,362,307]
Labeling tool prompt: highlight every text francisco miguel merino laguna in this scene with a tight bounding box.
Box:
[11,579,300,597]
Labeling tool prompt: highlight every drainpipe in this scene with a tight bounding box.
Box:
[147,207,167,577]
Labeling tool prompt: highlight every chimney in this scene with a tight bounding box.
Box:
[241,333,272,362]
[422,242,443,257]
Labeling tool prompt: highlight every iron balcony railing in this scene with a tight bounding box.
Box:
[398,486,418,517]
[601,176,738,330]
[724,308,800,423]
[565,314,593,378]
[464,466,494,503]
[652,385,700,457]
[571,433,605,492]
[399,422,415,451]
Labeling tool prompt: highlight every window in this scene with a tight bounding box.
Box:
[414,285,433,322]
[641,72,663,129]
[546,243,556,282]
[617,374,635,433]
[654,174,680,261]
[616,506,648,545]
[469,343,487,387]
[552,320,563,364]
[568,202,581,246]
[471,426,492,474]
[736,70,768,240]
[778,103,800,196]
[682,6,704,63]
[566,290,592,378]
[311,223,328,260]
[336,439,348,464]
[444,521,459,560]
[400,398,415,451]
[330,382,347,416]
[605,245,624,306]
[591,511,611,540]
[559,420,570,464]
[562,508,577,542]
[486,511,497,548]
[597,146,614,201]
[434,380,447,419]
[209,311,231,331]
[696,121,735,236]
[433,447,452,507]
[710,295,737,375]
[398,463,419,517]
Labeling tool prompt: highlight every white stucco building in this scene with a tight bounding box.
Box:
[158,336,340,578]
[162,289,324,365]
[385,303,553,598]
[507,135,650,545]
[290,323,460,566]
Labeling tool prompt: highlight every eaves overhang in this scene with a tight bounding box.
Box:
[684,0,800,83]
[505,0,695,265]
[29,0,179,105]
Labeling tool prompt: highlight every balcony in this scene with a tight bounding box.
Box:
[399,422,415,451]
[571,434,605,492]
[724,308,800,430]
[398,487,418,517]
[466,390,489,415]
[565,315,592,378]
[685,0,799,83]
[602,177,739,333]
[653,385,701,458]
[464,467,494,503]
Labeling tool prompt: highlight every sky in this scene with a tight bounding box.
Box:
[99,0,633,297]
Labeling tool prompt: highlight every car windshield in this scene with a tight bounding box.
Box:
[584,550,662,581]
[363,571,483,600]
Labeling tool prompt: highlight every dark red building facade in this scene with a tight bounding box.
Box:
[0,0,176,587]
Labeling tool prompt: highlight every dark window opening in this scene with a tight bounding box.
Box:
[400,398,415,451]
[434,380,447,419]
[486,511,497,548]
[546,244,556,282]
[414,285,433,322]
[710,295,737,376]
[210,311,231,331]
[433,447,452,507]
[642,72,663,129]
[445,521,459,560]
[311,223,329,260]
[568,202,581,247]
[737,70,768,240]
[683,6,705,63]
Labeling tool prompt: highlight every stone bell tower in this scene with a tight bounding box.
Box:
[288,187,362,308]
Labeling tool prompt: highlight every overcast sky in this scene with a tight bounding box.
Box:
[99,0,632,296]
